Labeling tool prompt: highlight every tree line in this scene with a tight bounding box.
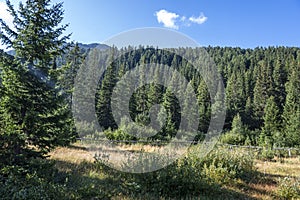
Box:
[91,46,300,148]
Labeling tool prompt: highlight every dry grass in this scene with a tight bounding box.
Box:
[256,157,300,177]
[48,144,300,199]
[237,157,300,199]
[49,144,94,164]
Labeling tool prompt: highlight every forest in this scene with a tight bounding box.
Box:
[83,45,300,149]
[0,0,300,199]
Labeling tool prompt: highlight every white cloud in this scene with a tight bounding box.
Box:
[155,9,179,30]
[189,13,208,25]
[155,10,208,29]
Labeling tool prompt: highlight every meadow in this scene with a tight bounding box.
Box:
[46,142,300,199]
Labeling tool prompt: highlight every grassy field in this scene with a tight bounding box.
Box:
[49,143,300,199]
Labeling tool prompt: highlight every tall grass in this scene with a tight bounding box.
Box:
[103,145,255,198]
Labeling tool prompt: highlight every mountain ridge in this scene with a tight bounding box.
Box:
[4,42,110,56]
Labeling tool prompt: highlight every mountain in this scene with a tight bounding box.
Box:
[4,43,110,56]
[77,43,110,51]
[6,49,16,56]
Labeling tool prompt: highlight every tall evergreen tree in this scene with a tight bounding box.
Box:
[96,51,117,129]
[253,61,274,128]
[231,113,244,135]
[283,64,300,146]
[272,59,287,112]
[260,96,281,147]
[0,0,73,167]
[225,70,246,124]
[197,79,211,133]
[59,43,85,96]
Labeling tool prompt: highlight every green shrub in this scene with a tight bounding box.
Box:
[220,132,245,145]
[0,157,110,200]
[0,172,71,200]
[276,177,300,199]
[113,146,255,198]
[104,128,137,141]
[258,147,275,161]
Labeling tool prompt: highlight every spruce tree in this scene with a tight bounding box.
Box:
[231,113,244,135]
[253,60,274,128]
[96,51,117,130]
[260,96,281,147]
[225,71,245,124]
[283,64,300,146]
[273,59,287,112]
[197,79,211,134]
[0,0,73,167]
[59,43,85,97]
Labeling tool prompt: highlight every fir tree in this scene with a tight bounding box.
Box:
[197,79,211,133]
[0,0,73,167]
[283,64,300,146]
[260,96,281,147]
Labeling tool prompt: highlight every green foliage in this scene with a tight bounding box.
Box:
[197,79,211,133]
[260,96,281,147]
[88,47,299,146]
[221,113,247,145]
[283,64,300,147]
[116,146,254,198]
[0,173,70,200]
[259,147,275,161]
[221,131,245,145]
[89,46,300,147]
[225,71,246,124]
[276,177,300,199]
[104,127,137,141]
[253,61,274,128]
[0,159,109,200]
[0,0,74,168]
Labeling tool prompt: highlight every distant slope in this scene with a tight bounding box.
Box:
[77,43,110,51]
[4,43,110,56]
[6,49,16,56]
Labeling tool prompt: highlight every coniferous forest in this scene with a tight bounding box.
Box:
[87,46,300,148]
[0,0,300,199]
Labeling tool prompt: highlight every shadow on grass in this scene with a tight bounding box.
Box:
[51,159,257,200]
[67,144,88,151]
[233,171,281,199]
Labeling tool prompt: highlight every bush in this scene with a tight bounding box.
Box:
[114,146,255,198]
[276,177,300,199]
[258,147,275,161]
[0,171,71,200]
[104,128,137,141]
[220,131,245,145]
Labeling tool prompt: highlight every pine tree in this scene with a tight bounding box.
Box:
[253,60,274,128]
[225,70,246,125]
[231,113,244,135]
[197,79,211,134]
[96,51,117,130]
[273,59,287,112]
[260,96,281,147]
[282,64,300,146]
[0,0,73,167]
[162,88,178,139]
[222,113,246,145]
[283,109,300,147]
[59,43,85,97]
[181,80,199,139]
[134,65,149,125]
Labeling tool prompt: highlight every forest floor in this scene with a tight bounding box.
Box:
[49,143,300,199]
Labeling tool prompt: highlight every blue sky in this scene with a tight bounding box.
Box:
[1,0,300,48]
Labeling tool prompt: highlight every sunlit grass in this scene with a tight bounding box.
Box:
[48,143,300,199]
